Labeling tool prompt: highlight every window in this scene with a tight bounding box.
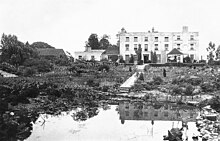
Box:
[125,44,129,51]
[155,37,158,42]
[190,44,194,50]
[177,44,180,49]
[177,35,181,40]
[155,44,158,50]
[165,44,169,51]
[134,37,138,42]
[165,37,169,42]
[126,37,129,42]
[154,111,158,117]
[134,44,137,51]
[144,44,148,51]
[78,56,82,59]
[190,35,194,40]
[144,37,148,42]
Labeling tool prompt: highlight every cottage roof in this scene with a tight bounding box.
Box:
[102,46,119,55]
[37,48,66,57]
[167,48,183,55]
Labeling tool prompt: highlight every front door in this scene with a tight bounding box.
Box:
[143,54,149,63]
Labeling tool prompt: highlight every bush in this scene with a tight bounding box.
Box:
[184,84,194,95]
[200,82,215,92]
[142,83,152,90]
[130,83,144,92]
[23,67,36,77]
[172,85,182,95]
[153,76,163,85]
[86,79,100,87]
[98,64,110,72]
[138,73,144,81]
[187,77,202,86]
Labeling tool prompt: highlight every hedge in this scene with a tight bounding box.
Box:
[149,63,206,67]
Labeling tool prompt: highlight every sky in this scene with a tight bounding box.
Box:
[1,0,220,58]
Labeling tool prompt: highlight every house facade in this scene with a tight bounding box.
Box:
[75,47,105,61]
[118,26,199,63]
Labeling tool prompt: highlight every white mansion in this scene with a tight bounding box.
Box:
[118,26,199,63]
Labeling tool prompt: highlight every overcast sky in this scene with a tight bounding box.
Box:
[1,0,220,58]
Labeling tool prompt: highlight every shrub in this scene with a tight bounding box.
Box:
[200,82,215,92]
[23,67,36,77]
[98,64,110,72]
[153,76,163,85]
[184,84,194,95]
[86,79,99,87]
[138,73,144,81]
[102,85,109,92]
[142,83,152,90]
[172,85,182,95]
[187,77,202,86]
[130,83,144,92]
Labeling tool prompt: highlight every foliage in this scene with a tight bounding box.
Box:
[215,45,220,60]
[129,54,134,63]
[31,41,55,49]
[142,83,152,90]
[98,64,110,72]
[171,85,182,95]
[130,83,144,92]
[138,72,144,81]
[86,34,100,50]
[23,67,36,76]
[151,51,157,63]
[152,76,163,85]
[86,79,100,87]
[0,62,17,74]
[119,56,125,63]
[200,82,215,92]
[183,56,192,63]
[135,44,142,65]
[23,58,53,73]
[206,42,215,64]
[99,35,111,49]
[0,34,37,65]
[184,84,194,95]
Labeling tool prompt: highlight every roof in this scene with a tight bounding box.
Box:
[167,48,183,55]
[37,48,66,57]
[102,46,119,55]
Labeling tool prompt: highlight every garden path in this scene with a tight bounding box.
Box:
[120,65,146,92]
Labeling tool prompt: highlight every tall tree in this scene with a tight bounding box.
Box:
[86,34,100,50]
[135,44,142,64]
[99,34,111,49]
[215,45,220,60]
[0,33,37,65]
[207,42,215,64]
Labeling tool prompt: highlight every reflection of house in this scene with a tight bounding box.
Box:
[37,48,66,58]
[119,102,198,124]
[75,47,105,61]
[118,26,199,63]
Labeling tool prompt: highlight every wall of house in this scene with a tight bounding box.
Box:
[119,26,199,63]
[75,51,105,61]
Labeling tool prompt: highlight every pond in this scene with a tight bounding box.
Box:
[25,101,200,141]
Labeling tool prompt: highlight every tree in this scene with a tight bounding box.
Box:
[215,45,220,60]
[207,42,215,64]
[86,34,100,50]
[151,51,157,63]
[0,33,38,65]
[129,54,134,63]
[136,44,142,65]
[31,41,55,48]
[99,35,111,49]
[183,56,192,63]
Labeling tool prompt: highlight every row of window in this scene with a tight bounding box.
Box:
[125,35,195,42]
[125,44,195,51]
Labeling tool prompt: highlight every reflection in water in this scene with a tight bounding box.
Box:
[119,101,199,124]
[72,107,99,121]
